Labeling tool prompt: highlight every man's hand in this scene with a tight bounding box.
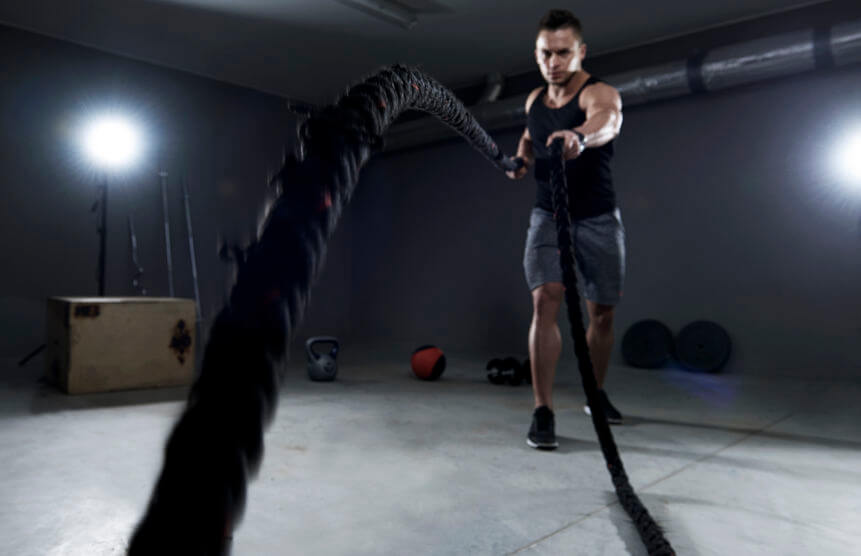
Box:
[546,130,585,160]
[509,119,535,179]
[506,161,529,180]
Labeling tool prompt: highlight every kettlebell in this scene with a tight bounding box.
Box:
[305,336,340,381]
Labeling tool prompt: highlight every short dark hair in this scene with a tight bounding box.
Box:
[538,9,583,39]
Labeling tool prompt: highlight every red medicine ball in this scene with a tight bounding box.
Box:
[411,345,446,381]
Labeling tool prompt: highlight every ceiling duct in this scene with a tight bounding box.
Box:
[383,18,861,153]
[476,72,505,104]
[337,0,419,30]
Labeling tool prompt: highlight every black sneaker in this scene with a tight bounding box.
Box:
[583,389,623,424]
[527,405,558,450]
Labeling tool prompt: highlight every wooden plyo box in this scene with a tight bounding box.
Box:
[45,297,196,394]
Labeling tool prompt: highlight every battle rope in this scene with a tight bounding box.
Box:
[128,64,671,555]
[549,138,674,555]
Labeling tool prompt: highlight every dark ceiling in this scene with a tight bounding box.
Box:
[0,0,834,104]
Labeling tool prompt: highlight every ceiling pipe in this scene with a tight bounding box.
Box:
[336,0,418,30]
[476,72,505,104]
[382,18,861,153]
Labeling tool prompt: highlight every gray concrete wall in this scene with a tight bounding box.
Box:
[3,23,859,380]
[353,66,861,378]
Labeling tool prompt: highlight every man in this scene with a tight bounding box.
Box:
[506,9,625,450]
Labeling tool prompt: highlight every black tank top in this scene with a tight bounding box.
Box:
[527,76,616,220]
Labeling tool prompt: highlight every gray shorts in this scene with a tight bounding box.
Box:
[523,207,626,305]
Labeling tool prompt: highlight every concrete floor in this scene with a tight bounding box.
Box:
[1,347,859,555]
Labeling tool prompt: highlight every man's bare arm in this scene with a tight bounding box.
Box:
[517,128,535,163]
[575,82,622,147]
[546,82,622,159]
[507,88,543,179]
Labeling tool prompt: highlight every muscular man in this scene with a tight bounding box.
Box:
[507,10,625,450]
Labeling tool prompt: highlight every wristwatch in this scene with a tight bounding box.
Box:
[573,130,587,152]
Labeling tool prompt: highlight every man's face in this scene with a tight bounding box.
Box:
[535,28,586,85]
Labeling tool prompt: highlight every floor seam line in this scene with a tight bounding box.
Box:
[506,411,796,554]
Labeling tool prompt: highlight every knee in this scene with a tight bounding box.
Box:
[591,309,615,333]
[532,285,563,321]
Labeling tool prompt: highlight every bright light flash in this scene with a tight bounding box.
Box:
[82,114,143,170]
[835,128,861,185]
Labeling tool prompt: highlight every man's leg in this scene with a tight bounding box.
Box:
[585,300,615,389]
[529,282,564,409]
[526,281,564,449]
[584,299,623,423]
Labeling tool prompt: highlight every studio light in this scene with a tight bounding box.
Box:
[78,111,146,296]
[82,114,144,170]
[835,126,861,186]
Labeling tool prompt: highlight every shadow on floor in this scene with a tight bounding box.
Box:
[603,491,700,556]
[29,377,189,414]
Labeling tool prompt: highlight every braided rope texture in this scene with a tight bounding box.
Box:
[128,65,515,556]
[548,139,674,555]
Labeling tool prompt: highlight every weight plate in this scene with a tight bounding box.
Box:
[621,319,674,369]
[675,320,731,373]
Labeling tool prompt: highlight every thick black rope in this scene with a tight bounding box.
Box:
[549,139,674,555]
[127,65,670,555]
[128,65,518,556]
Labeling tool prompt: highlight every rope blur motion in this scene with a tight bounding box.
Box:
[127,65,673,555]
